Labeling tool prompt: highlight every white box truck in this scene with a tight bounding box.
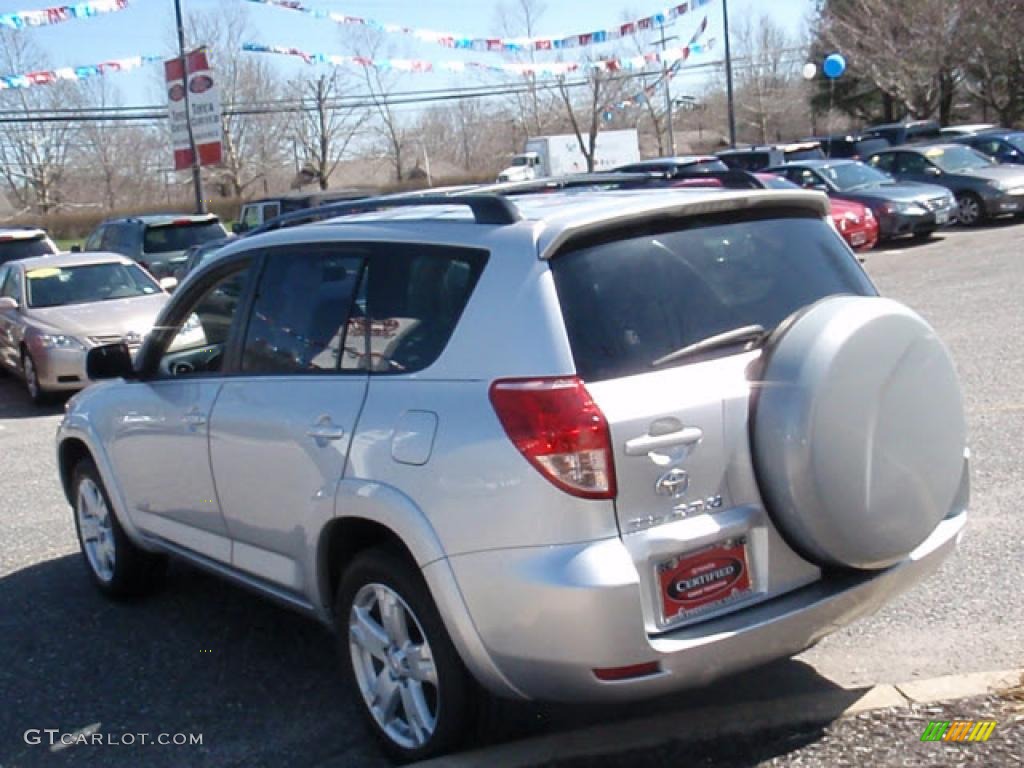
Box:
[497,129,641,182]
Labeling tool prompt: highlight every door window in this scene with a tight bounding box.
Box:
[240,205,261,230]
[241,246,366,374]
[896,153,930,175]
[262,202,281,221]
[158,264,253,377]
[99,224,122,252]
[357,244,488,374]
[1,268,23,304]
[869,153,895,173]
[84,226,105,252]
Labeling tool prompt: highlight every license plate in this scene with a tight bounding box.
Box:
[657,538,753,623]
[851,231,867,246]
[935,210,949,225]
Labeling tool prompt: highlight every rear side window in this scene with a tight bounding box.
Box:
[552,211,875,382]
[0,235,55,263]
[144,221,226,254]
[356,244,488,374]
[786,147,825,161]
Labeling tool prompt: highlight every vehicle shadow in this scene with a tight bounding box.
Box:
[0,552,861,768]
[0,375,69,420]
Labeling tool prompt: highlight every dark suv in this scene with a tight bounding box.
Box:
[717,142,825,172]
[809,134,891,161]
[82,214,227,280]
[952,129,1024,166]
[862,121,941,146]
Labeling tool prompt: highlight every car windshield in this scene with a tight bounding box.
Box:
[26,262,160,308]
[143,220,226,254]
[511,156,529,167]
[1005,134,1024,153]
[0,235,56,263]
[823,163,892,190]
[551,211,875,381]
[927,146,993,173]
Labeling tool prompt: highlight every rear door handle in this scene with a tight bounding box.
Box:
[307,417,346,442]
[625,427,703,456]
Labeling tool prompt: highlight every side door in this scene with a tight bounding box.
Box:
[103,258,257,562]
[0,266,15,371]
[208,244,368,593]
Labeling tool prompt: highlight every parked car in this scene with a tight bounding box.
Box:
[765,159,956,240]
[805,134,891,161]
[234,189,378,234]
[170,236,235,283]
[611,156,730,177]
[81,214,228,280]
[952,129,1024,166]
[862,120,941,146]
[939,123,996,138]
[58,190,968,761]
[0,252,192,404]
[0,227,58,265]
[867,144,1024,226]
[754,173,879,253]
[716,142,825,171]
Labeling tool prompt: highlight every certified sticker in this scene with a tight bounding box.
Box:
[658,538,753,621]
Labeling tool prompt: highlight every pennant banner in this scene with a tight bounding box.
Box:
[242,38,715,76]
[0,55,161,90]
[0,0,129,30]
[244,0,713,53]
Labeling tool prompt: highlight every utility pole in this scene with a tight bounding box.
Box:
[174,0,206,213]
[657,21,678,156]
[722,0,737,148]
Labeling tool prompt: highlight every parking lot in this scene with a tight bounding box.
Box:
[1,222,1022,767]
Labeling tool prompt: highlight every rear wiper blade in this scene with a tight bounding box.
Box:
[652,324,767,368]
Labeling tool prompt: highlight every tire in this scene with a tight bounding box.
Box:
[21,349,48,406]
[955,192,985,227]
[336,548,474,763]
[71,458,167,598]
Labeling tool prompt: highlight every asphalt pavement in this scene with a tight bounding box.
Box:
[1,221,1022,767]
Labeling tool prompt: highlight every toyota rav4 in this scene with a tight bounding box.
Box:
[56,187,969,762]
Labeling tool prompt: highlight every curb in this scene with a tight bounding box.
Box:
[412,667,1023,768]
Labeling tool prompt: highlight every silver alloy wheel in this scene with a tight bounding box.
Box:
[957,194,981,226]
[23,353,39,401]
[348,583,439,749]
[77,477,115,582]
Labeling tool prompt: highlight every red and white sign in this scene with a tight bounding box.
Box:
[165,49,222,171]
[658,538,753,621]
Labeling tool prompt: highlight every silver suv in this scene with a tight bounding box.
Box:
[56,188,969,761]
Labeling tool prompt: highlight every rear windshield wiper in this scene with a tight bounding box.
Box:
[652,324,767,368]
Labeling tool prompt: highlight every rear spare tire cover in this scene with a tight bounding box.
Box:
[753,296,965,570]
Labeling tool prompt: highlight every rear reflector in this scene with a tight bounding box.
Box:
[489,376,616,500]
[593,662,661,681]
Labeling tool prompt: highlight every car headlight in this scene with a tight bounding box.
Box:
[36,334,85,351]
[987,179,1007,192]
[894,202,927,215]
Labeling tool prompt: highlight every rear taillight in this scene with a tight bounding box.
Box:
[489,376,616,500]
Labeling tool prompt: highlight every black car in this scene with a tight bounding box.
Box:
[765,159,957,241]
[806,134,891,161]
[611,156,730,177]
[952,129,1024,166]
[867,144,1024,226]
[82,214,228,279]
[716,142,826,172]
[862,120,941,146]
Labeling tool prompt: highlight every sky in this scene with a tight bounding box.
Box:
[1,0,816,108]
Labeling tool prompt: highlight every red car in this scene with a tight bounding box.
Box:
[756,173,878,252]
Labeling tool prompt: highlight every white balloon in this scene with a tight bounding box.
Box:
[802,62,817,80]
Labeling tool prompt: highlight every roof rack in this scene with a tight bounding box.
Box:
[467,169,766,195]
[247,193,522,236]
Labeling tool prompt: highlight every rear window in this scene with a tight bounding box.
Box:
[551,210,875,382]
[0,235,56,263]
[144,221,226,254]
[785,147,826,161]
[718,153,771,171]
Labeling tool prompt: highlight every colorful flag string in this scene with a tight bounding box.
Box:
[243,0,714,53]
[0,55,160,90]
[0,0,129,30]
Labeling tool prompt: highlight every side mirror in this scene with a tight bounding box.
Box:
[0,296,18,311]
[813,183,829,192]
[70,244,82,253]
[86,343,135,381]
[159,277,179,292]
[231,222,242,234]
[925,166,941,176]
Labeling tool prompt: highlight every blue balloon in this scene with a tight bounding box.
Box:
[823,53,847,79]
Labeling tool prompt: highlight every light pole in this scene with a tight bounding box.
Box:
[173,0,206,213]
[722,0,737,148]
[657,21,678,156]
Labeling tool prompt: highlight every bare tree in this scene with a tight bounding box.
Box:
[556,64,628,171]
[732,14,805,143]
[960,0,1024,125]
[495,0,554,138]
[289,72,368,190]
[0,29,79,213]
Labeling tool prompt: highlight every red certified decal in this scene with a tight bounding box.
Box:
[659,539,751,619]
[167,83,186,102]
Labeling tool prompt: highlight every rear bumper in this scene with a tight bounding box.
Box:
[447,509,966,702]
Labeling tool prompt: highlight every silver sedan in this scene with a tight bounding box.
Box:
[0,251,180,404]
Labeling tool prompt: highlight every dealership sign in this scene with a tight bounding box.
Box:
[165,49,222,171]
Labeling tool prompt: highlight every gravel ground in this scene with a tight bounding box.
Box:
[544,693,1024,767]
[1,222,1022,767]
